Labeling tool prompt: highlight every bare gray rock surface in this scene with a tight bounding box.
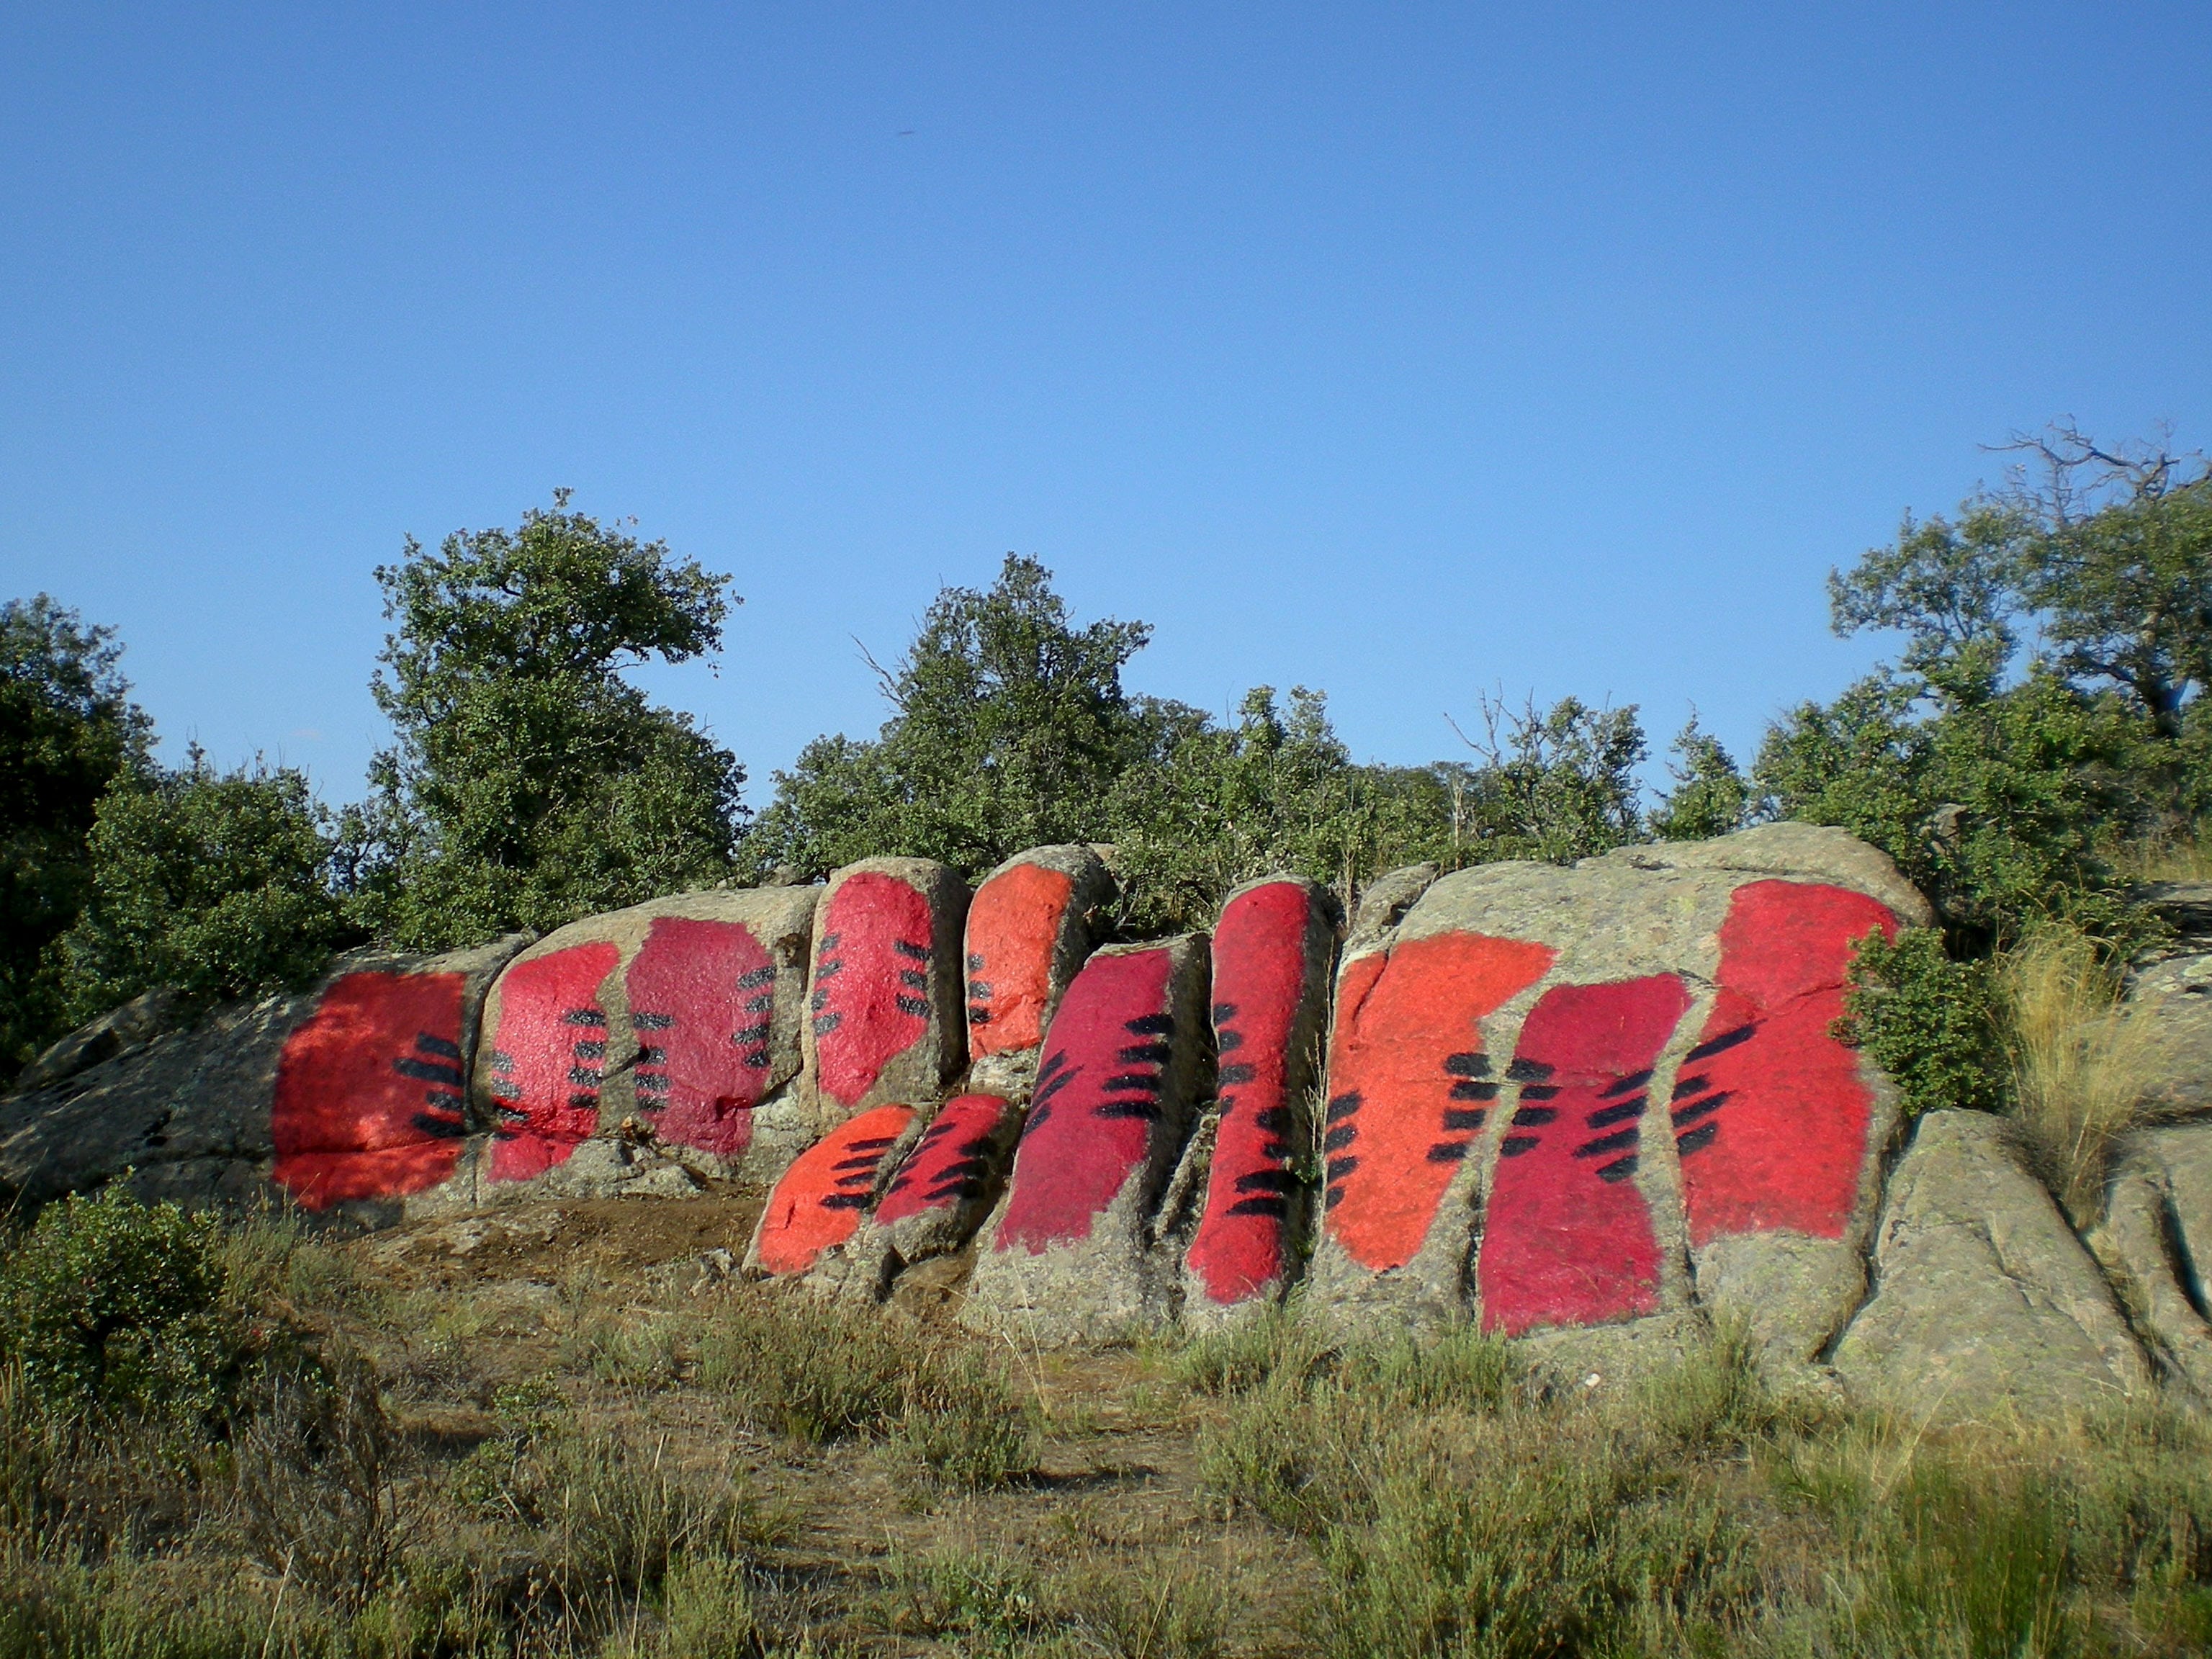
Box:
[2097,1122,2212,1402]
[1833,1111,2149,1421]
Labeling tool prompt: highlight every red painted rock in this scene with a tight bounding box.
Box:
[802,859,971,1128]
[0,936,526,1216]
[963,936,1211,1342]
[472,888,819,1186]
[963,845,1115,1098]
[1305,927,1555,1328]
[1475,975,1691,1335]
[1316,823,1926,1367]
[1181,876,1340,1326]
[745,1103,919,1277]
[1671,881,1897,1244]
[816,1092,1027,1300]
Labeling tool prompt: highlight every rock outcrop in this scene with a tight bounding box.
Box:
[471,888,819,1187]
[8,820,2209,1425]
[1181,876,1340,1328]
[1308,824,1921,1363]
[963,935,1211,1343]
[801,859,971,1128]
[1832,1111,2149,1421]
[963,845,1116,1100]
[1,935,527,1218]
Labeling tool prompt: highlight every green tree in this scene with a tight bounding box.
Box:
[1647,714,1753,843]
[0,597,150,1069]
[349,494,746,950]
[63,748,351,1014]
[1831,425,2212,742]
[1446,695,1650,865]
[1105,686,1396,932]
[744,555,1188,879]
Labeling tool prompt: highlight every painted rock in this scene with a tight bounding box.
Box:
[819,1092,1026,1300]
[1475,974,1690,1335]
[1306,922,1555,1332]
[745,1103,919,1278]
[801,858,971,1128]
[470,888,819,1186]
[1309,822,1927,1364]
[0,936,528,1216]
[962,845,1115,1099]
[1180,876,1341,1328]
[963,935,1212,1343]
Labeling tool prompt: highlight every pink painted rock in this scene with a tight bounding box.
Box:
[1179,876,1340,1328]
[962,845,1115,1099]
[801,859,971,1129]
[470,888,819,1186]
[0,936,526,1217]
[814,1092,1026,1300]
[1310,823,1928,1368]
[963,936,1211,1342]
[745,1104,920,1278]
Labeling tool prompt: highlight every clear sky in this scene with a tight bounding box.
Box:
[3,4,2206,809]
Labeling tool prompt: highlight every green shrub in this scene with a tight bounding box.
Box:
[698,1290,913,1443]
[0,1185,238,1423]
[1172,1304,1331,1397]
[1836,927,2011,1117]
[1300,1424,1743,1659]
[63,749,353,1017]
[1858,1462,2084,1659]
[1338,1327,1522,1416]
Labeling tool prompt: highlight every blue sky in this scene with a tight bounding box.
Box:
[3,4,2206,809]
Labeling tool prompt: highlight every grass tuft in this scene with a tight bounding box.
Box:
[2003,925,2164,1226]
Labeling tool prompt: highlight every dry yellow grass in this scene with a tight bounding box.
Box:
[2114,832,2212,883]
[2002,927,2165,1228]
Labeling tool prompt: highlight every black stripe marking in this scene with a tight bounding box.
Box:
[1687,1026,1755,1062]
[1676,1122,1719,1155]
[1575,1126,1641,1159]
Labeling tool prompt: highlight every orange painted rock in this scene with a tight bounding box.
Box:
[745,1104,919,1277]
[817,1092,1027,1300]
[1306,925,1555,1329]
[1181,876,1340,1327]
[801,858,971,1128]
[1308,824,1926,1364]
[963,936,1211,1343]
[963,845,1115,1097]
[472,888,819,1185]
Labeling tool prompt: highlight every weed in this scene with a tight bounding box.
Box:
[1173,1304,1330,1396]
[699,1290,913,1442]
[894,1345,1034,1496]
[1338,1325,1522,1415]
[2004,925,2164,1226]
[1048,1560,1231,1659]
[1858,1460,2085,1658]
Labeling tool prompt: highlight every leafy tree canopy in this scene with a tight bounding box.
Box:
[0,597,151,1067]
[349,494,747,950]
[1830,423,2212,737]
[743,555,1190,880]
[64,747,352,1016]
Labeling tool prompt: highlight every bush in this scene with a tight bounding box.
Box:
[0,1185,238,1423]
[1836,927,2010,1118]
[698,1290,914,1442]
